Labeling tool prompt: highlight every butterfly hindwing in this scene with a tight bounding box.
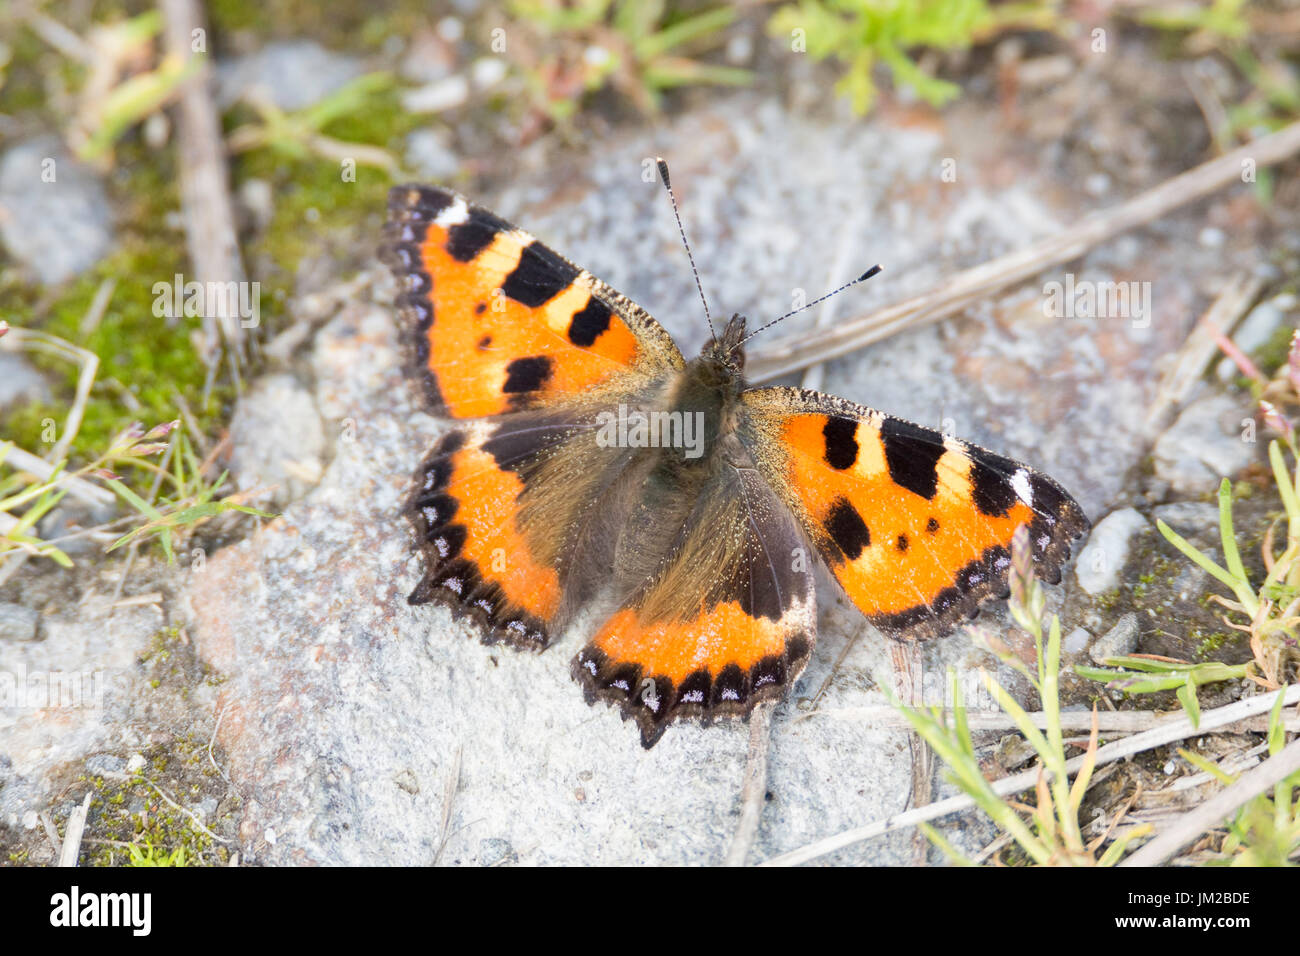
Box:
[574,443,816,747]
[407,404,671,649]
[382,184,683,419]
[739,388,1089,639]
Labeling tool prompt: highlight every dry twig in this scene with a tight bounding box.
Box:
[760,685,1300,866]
[1121,735,1300,867]
[160,0,248,370]
[748,120,1300,381]
[723,702,774,866]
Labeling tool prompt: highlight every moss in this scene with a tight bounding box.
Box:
[1193,628,1233,660]
[228,84,427,306]
[208,0,435,51]
[0,149,231,462]
[138,626,180,665]
[73,736,237,867]
[1254,321,1298,376]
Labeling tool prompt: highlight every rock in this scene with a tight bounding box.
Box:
[1152,394,1257,494]
[1151,501,1218,537]
[1075,508,1149,596]
[0,136,113,284]
[0,597,169,824]
[405,128,460,181]
[36,496,118,558]
[1090,613,1140,664]
[236,178,274,234]
[0,354,52,410]
[0,603,38,642]
[401,75,469,114]
[85,754,125,775]
[216,41,364,111]
[393,769,419,795]
[1062,626,1092,656]
[398,30,457,85]
[227,374,326,507]
[1217,295,1294,381]
[470,58,506,90]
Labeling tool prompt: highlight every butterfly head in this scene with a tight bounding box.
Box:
[700,312,747,374]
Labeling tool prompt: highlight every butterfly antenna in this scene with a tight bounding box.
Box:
[738,265,883,348]
[657,158,716,342]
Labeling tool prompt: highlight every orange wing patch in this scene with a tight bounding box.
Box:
[743,389,1089,639]
[574,600,813,748]
[407,425,562,648]
[382,185,680,419]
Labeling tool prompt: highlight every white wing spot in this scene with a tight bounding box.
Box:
[434,197,470,227]
[1012,469,1034,506]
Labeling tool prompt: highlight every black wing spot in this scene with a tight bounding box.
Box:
[926,517,940,534]
[822,416,859,470]
[567,297,612,346]
[476,335,492,351]
[896,534,909,552]
[475,301,487,315]
[825,496,871,560]
[446,210,508,262]
[502,356,553,394]
[969,452,1021,517]
[880,418,944,500]
[501,240,580,306]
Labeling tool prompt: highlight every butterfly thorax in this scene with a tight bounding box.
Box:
[656,314,748,469]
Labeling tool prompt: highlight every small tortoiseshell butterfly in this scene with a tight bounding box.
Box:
[380,165,1089,748]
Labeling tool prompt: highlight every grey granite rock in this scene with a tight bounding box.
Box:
[216,41,365,111]
[405,128,460,180]
[1090,612,1140,664]
[227,373,327,507]
[1151,501,1220,537]
[0,354,52,410]
[1075,508,1150,596]
[0,593,166,821]
[0,603,38,642]
[1216,294,1295,381]
[1152,393,1257,495]
[0,136,113,284]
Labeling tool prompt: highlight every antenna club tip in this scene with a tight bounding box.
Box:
[859,264,883,281]
[656,158,670,187]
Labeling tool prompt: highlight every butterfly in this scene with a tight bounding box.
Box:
[379,169,1089,748]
